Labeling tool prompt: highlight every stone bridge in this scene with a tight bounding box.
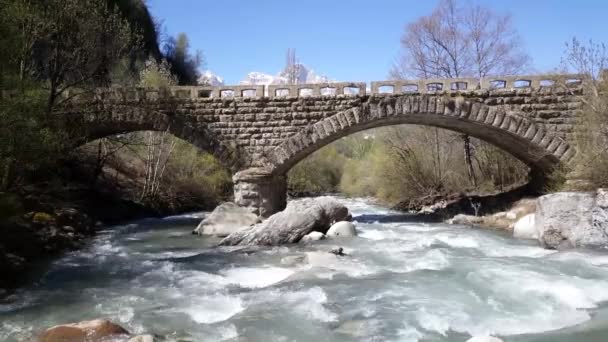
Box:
[60,73,587,216]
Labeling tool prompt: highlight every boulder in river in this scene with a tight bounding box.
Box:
[39,319,129,342]
[536,190,608,249]
[193,202,259,237]
[513,214,537,240]
[300,231,326,243]
[219,197,351,246]
[326,221,357,238]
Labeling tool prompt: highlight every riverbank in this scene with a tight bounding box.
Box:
[0,175,219,290]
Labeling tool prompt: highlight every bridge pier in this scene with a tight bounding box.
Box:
[233,168,287,218]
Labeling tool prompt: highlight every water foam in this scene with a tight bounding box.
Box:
[220,266,294,288]
[183,294,244,324]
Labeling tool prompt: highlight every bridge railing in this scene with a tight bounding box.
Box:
[50,72,590,102]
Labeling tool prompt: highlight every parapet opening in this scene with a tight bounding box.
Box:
[343,86,360,95]
[378,85,394,94]
[566,78,582,87]
[489,80,507,89]
[539,80,555,87]
[513,80,532,88]
[220,90,234,98]
[275,88,290,97]
[299,88,313,97]
[402,84,419,93]
[320,87,336,96]
[426,83,443,92]
[173,89,191,98]
[242,89,257,97]
[451,82,468,91]
[198,89,212,98]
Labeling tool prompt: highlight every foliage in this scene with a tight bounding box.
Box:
[560,38,608,189]
[163,33,203,85]
[138,57,177,88]
[0,192,23,222]
[0,87,68,190]
[289,126,529,206]
[391,0,529,79]
[288,145,346,194]
[164,139,232,207]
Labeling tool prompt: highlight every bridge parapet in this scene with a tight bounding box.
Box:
[55,72,589,103]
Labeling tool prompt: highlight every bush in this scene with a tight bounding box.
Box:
[288,145,345,194]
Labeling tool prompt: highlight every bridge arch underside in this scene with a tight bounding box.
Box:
[66,108,240,171]
[269,106,573,178]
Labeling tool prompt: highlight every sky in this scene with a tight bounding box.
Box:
[147,0,608,84]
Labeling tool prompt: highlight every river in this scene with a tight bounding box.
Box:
[2,197,608,341]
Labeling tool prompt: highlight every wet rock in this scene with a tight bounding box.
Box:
[193,202,259,237]
[219,197,351,246]
[448,214,483,225]
[129,335,155,342]
[334,319,369,337]
[315,196,352,222]
[536,191,608,249]
[300,231,325,243]
[280,254,307,266]
[326,221,357,238]
[54,208,92,232]
[513,214,537,240]
[330,247,348,256]
[39,319,129,342]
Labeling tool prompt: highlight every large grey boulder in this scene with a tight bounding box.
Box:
[535,190,608,249]
[513,214,537,240]
[193,202,259,237]
[326,221,357,238]
[219,197,351,246]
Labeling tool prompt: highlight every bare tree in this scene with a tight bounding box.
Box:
[283,48,302,85]
[559,38,608,187]
[140,129,177,201]
[391,0,530,187]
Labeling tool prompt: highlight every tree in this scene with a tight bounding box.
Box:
[391,0,530,187]
[0,0,141,190]
[283,48,303,85]
[559,38,608,188]
[163,33,203,85]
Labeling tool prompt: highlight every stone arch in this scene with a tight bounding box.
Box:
[62,104,243,171]
[266,94,575,176]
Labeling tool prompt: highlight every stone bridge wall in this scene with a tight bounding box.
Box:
[61,73,588,216]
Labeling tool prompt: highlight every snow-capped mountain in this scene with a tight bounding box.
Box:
[198,70,224,86]
[240,64,332,86]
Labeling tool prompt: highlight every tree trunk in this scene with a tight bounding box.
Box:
[462,134,477,187]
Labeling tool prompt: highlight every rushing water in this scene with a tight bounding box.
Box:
[3,197,608,341]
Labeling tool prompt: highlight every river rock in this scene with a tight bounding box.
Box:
[326,221,357,238]
[39,319,129,342]
[536,191,608,249]
[219,197,351,246]
[280,254,308,265]
[448,214,484,225]
[466,336,503,342]
[193,202,259,237]
[129,335,155,342]
[300,231,326,243]
[513,214,537,240]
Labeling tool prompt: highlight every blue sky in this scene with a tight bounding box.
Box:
[147,0,608,84]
